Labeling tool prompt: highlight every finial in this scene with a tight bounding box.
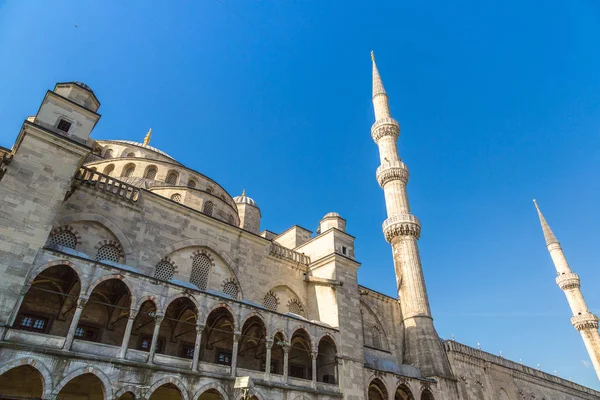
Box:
[242,189,246,197]
[143,128,152,146]
[451,334,455,341]
[500,351,503,358]
[520,359,523,365]
[477,342,481,350]
[371,50,375,62]
[533,198,539,210]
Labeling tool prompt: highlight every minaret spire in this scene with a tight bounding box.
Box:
[371,53,453,378]
[143,128,152,146]
[533,200,600,380]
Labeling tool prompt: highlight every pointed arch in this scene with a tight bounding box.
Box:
[85,274,137,307]
[146,376,189,400]
[368,377,388,400]
[361,300,390,351]
[0,357,53,399]
[54,213,135,261]
[193,382,229,400]
[52,366,113,399]
[115,385,143,400]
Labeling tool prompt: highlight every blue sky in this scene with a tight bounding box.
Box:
[1,0,600,389]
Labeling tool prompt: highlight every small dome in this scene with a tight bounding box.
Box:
[234,190,258,207]
[323,212,341,219]
[74,81,93,92]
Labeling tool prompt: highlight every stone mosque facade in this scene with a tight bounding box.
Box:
[0,56,599,400]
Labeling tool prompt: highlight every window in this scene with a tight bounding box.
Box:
[95,244,121,263]
[170,193,182,203]
[179,342,195,359]
[222,280,238,299]
[216,350,232,365]
[187,179,197,188]
[323,374,336,384]
[206,188,213,194]
[287,298,304,316]
[263,291,278,312]
[74,325,100,342]
[290,365,306,379]
[165,171,178,185]
[16,314,48,333]
[104,149,114,158]
[154,260,175,281]
[57,119,72,133]
[103,164,115,176]
[341,246,347,255]
[203,201,213,216]
[139,336,164,353]
[122,164,135,177]
[49,230,77,249]
[260,360,278,373]
[127,152,135,157]
[144,166,157,180]
[190,254,212,290]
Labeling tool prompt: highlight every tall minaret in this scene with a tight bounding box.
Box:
[371,52,453,378]
[533,200,600,380]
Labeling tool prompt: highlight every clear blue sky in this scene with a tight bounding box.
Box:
[1,0,600,389]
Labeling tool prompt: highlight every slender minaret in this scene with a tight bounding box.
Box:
[371,52,453,378]
[533,200,600,380]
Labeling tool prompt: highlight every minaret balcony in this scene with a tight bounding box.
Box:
[571,312,599,331]
[382,214,421,242]
[376,161,409,187]
[555,272,580,290]
[371,118,400,143]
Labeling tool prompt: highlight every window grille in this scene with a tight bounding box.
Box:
[17,314,48,333]
[203,201,214,216]
[95,244,121,263]
[57,119,72,132]
[49,230,77,249]
[187,179,197,188]
[171,193,182,203]
[206,188,212,194]
[103,164,115,175]
[190,254,211,290]
[263,291,278,311]
[154,260,175,281]
[222,280,239,299]
[122,165,135,177]
[105,149,114,158]
[287,298,304,316]
[144,167,157,179]
[165,171,178,185]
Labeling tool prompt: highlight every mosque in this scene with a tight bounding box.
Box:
[0,55,598,400]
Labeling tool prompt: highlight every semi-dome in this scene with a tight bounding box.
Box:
[233,190,258,207]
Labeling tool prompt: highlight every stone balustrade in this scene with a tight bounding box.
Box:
[570,312,599,331]
[73,166,140,202]
[269,241,311,265]
[376,160,409,187]
[555,272,580,290]
[382,214,421,242]
[371,117,400,142]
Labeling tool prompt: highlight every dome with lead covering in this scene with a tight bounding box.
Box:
[233,190,258,207]
[323,212,341,218]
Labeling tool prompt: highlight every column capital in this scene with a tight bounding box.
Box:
[154,313,164,324]
[265,338,274,346]
[77,296,89,308]
[233,331,242,341]
[311,350,318,360]
[282,343,291,353]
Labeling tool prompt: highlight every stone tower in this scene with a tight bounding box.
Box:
[370,53,453,378]
[533,200,600,380]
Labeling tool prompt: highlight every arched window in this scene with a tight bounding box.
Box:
[203,201,214,216]
[371,325,382,349]
[144,166,157,179]
[127,152,135,157]
[190,254,212,290]
[222,280,239,299]
[263,291,279,311]
[154,260,175,281]
[187,179,197,188]
[165,171,179,185]
[206,187,213,194]
[104,149,114,158]
[49,229,77,249]
[95,244,121,263]
[122,164,135,177]
[103,164,115,176]
[170,193,182,203]
[287,298,304,316]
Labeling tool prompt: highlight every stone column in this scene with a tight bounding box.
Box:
[148,314,164,363]
[264,339,273,380]
[192,322,204,371]
[230,331,241,377]
[282,344,290,383]
[311,350,318,388]
[118,314,135,359]
[63,296,88,350]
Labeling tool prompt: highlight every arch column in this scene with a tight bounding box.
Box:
[282,344,290,383]
[264,339,273,381]
[230,331,241,377]
[192,322,204,371]
[148,313,164,363]
[118,314,136,359]
[63,296,88,350]
[311,350,318,388]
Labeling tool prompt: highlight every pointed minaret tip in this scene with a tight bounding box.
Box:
[371,51,386,98]
[371,50,375,62]
[533,199,559,246]
[143,128,152,146]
